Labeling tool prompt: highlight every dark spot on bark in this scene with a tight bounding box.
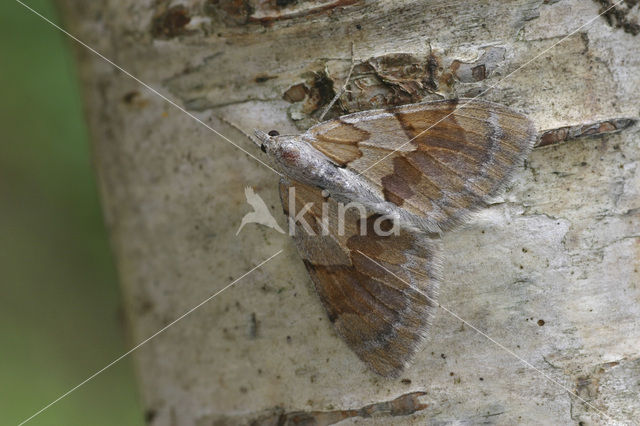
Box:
[310,72,336,112]
[356,23,362,30]
[137,298,154,315]
[293,70,345,119]
[255,74,277,83]
[449,372,454,376]
[283,83,309,103]
[144,409,157,423]
[123,91,139,104]
[152,5,191,38]
[122,90,149,108]
[425,52,440,90]
[286,335,292,343]
[441,353,446,359]
[276,0,297,7]
[401,378,412,384]
[248,312,258,338]
[537,319,545,326]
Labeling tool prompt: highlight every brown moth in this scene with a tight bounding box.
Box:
[254,98,536,377]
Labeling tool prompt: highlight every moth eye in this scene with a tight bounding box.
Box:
[260,144,267,153]
[268,130,280,137]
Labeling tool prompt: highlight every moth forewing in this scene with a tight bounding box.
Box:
[259,99,535,234]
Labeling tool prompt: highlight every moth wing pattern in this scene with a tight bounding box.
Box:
[304,99,536,232]
[280,178,441,377]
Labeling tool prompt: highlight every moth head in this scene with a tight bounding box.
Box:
[253,129,303,169]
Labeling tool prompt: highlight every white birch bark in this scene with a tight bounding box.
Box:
[58,0,639,424]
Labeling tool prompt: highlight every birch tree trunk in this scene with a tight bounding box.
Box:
[58,0,639,424]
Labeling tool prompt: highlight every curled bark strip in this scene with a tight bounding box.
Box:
[233,391,428,425]
[536,118,636,148]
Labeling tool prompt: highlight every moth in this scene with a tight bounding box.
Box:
[253,99,536,377]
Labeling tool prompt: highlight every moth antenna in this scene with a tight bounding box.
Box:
[218,115,257,143]
[318,41,356,122]
[219,115,271,149]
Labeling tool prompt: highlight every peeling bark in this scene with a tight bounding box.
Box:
[198,391,428,425]
[58,0,639,424]
[536,118,636,147]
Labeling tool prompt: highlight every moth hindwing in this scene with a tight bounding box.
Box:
[280,178,441,377]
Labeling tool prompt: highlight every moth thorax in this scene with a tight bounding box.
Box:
[271,136,335,187]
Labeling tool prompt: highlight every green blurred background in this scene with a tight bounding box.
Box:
[1,1,143,424]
